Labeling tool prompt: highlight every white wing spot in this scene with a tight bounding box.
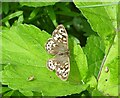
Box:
[63,38,66,41]
[54,62,57,66]
[53,44,56,47]
[57,68,60,72]
[62,68,65,73]
[54,29,57,33]
[53,37,58,40]
[55,34,59,38]
[48,41,54,45]
[62,32,67,36]
[65,69,69,73]
[59,34,63,38]
[65,65,69,69]
[47,60,56,70]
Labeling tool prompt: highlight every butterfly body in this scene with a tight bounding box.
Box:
[45,24,70,81]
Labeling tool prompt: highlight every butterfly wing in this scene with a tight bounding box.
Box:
[47,55,70,81]
[45,24,68,55]
[52,24,68,47]
[45,38,59,55]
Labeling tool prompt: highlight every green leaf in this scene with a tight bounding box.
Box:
[92,89,103,96]
[33,91,42,96]
[11,90,25,96]
[86,75,97,89]
[2,11,23,23]
[83,35,105,77]
[3,90,14,96]
[17,15,24,24]
[74,2,117,53]
[28,8,40,20]
[2,2,9,15]
[0,71,2,82]
[1,24,88,96]
[20,2,56,7]
[74,2,117,37]
[34,12,55,33]
[46,6,57,26]
[68,36,88,83]
[2,64,88,96]
[19,90,33,96]
[97,34,118,96]
[73,17,97,36]
[2,24,50,66]
[55,3,80,17]
[0,87,12,94]
[1,87,24,97]
[0,2,2,14]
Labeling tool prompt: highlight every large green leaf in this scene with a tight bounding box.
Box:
[74,2,118,53]
[2,24,50,66]
[1,24,88,96]
[83,35,105,77]
[97,34,118,96]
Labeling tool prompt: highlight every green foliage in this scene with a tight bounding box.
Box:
[74,2,117,53]
[83,35,105,77]
[1,1,118,97]
[98,34,118,96]
[1,24,88,96]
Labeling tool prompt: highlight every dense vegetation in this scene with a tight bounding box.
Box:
[0,1,119,97]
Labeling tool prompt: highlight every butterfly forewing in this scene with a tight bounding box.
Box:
[45,24,70,81]
[52,25,68,47]
[45,38,59,55]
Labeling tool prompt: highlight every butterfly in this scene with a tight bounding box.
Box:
[45,24,70,81]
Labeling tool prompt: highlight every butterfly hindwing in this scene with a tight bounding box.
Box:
[47,55,70,81]
[55,55,70,80]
